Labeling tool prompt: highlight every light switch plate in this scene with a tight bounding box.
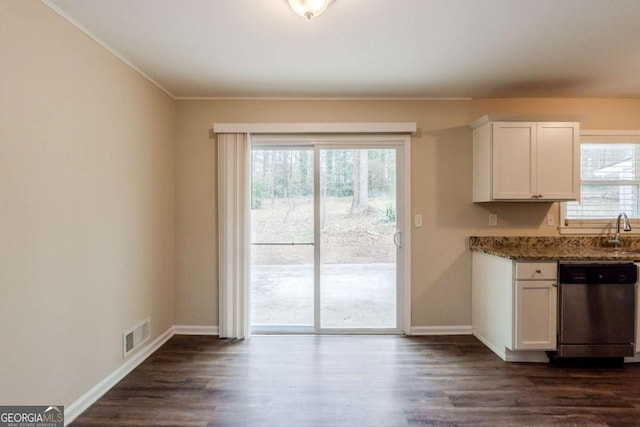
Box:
[414,214,423,227]
[489,213,498,226]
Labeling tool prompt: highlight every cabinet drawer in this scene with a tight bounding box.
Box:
[515,262,557,280]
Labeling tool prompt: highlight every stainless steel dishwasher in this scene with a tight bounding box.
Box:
[558,262,637,358]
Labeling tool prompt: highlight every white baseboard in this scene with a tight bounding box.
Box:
[65,326,175,426]
[173,325,219,335]
[473,330,551,363]
[473,330,507,360]
[410,325,473,336]
[65,324,220,424]
[624,354,640,363]
[504,349,550,363]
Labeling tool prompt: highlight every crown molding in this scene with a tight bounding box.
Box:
[177,96,473,101]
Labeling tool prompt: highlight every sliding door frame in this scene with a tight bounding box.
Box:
[250,134,411,335]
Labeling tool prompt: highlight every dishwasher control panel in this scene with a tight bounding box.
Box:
[559,263,638,284]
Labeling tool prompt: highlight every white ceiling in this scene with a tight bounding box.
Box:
[46,0,640,99]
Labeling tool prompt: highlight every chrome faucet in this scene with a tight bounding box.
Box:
[608,212,632,247]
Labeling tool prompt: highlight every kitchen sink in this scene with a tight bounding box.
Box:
[612,252,640,258]
[600,248,640,256]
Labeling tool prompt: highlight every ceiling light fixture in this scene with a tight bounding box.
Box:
[287,0,332,20]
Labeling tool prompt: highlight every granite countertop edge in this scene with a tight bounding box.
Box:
[470,247,640,261]
[469,236,640,262]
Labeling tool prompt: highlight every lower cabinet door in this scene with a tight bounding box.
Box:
[514,281,558,350]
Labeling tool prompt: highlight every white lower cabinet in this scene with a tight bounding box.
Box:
[472,252,557,361]
[636,284,640,354]
[514,280,557,350]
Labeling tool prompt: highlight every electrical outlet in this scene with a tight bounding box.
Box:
[489,213,498,226]
[547,214,555,226]
[414,214,423,227]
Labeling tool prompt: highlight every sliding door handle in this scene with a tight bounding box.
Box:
[393,231,402,248]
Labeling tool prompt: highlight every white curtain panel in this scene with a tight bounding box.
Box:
[217,133,250,339]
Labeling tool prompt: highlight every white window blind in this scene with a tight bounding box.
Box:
[564,132,640,228]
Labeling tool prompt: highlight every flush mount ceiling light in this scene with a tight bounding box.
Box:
[287,0,332,20]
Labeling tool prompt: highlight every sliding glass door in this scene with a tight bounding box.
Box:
[250,138,406,334]
[250,148,315,330]
[319,149,397,329]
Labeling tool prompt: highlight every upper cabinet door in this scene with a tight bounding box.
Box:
[492,122,536,200]
[472,117,580,202]
[535,122,579,200]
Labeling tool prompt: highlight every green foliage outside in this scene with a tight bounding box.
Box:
[251,149,396,209]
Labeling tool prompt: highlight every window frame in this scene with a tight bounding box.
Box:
[560,130,640,235]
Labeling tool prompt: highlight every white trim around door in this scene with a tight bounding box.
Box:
[213,122,417,134]
[249,134,412,335]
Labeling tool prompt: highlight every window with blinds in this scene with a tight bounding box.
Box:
[565,136,640,227]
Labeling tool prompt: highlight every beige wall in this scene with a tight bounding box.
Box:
[0,1,175,406]
[175,98,640,328]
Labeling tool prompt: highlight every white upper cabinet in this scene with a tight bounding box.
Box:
[471,116,580,202]
[535,122,580,200]
[492,122,536,200]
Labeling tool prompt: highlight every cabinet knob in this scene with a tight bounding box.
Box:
[535,269,542,274]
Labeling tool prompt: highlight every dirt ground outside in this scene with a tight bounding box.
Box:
[251,196,397,264]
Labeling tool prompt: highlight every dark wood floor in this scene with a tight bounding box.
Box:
[71,335,640,426]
